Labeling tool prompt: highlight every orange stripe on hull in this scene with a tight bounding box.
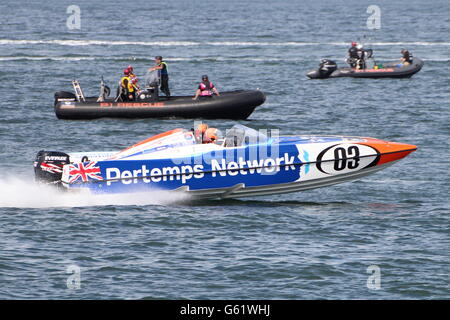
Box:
[357,139,417,166]
[377,149,416,165]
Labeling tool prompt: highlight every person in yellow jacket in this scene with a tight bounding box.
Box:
[120,68,138,101]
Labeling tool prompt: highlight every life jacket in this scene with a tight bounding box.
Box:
[199,81,214,96]
[348,47,359,59]
[159,62,168,75]
[403,51,412,63]
[129,73,139,89]
[120,76,135,93]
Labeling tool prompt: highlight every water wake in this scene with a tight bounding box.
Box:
[1,39,450,47]
[0,176,189,208]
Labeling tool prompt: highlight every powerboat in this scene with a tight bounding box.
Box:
[34,125,417,199]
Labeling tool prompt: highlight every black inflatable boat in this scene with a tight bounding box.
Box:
[54,73,266,120]
[307,58,424,79]
[55,89,266,120]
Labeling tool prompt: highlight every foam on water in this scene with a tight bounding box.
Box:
[0,175,189,208]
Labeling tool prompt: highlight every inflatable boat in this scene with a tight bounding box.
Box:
[34,124,417,200]
[54,75,266,120]
[307,58,424,79]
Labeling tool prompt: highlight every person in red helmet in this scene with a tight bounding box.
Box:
[127,65,139,90]
[347,42,359,68]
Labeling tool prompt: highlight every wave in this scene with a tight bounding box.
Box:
[0,55,286,62]
[1,39,450,47]
[1,55,449,62]
[0,176,189,208]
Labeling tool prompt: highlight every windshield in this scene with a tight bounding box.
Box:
[144,69,160,87]
[223,124,268,147]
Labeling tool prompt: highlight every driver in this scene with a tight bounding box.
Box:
[193,123,220,144]
[203,128,220,144]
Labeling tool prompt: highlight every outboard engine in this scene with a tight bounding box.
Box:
[34,150,70,186]
[137,85,159,102]
[306,59,337,79]
[54,91,77,106]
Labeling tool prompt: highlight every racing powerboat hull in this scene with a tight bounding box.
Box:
[55,90,266,120]
[307,58,424,79]
[34,125,417,200]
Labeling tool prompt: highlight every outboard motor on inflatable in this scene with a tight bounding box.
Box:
[54,91,77,106]
[137,69,160,102]
[306,59,337,79]
[34,150,70,186]
[137,86,159,102]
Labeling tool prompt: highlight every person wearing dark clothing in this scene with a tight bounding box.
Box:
[318,59,337,77]
[149,56,170,97]
[400,50,412,65]
[347,42,359,68]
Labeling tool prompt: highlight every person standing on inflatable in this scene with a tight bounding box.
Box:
[193,75,220,100]
[149,56,170,98]
[347,41,359,67]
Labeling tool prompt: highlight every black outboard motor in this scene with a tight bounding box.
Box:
[137,85,159,102]
[306,59,337,79]
[54,91,77,106]
[34,150,70,187]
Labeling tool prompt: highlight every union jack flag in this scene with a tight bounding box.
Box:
[68,161,103,183]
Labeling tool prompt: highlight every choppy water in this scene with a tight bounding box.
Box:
[0,0,449,299]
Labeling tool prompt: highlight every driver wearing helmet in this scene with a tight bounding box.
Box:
[193,123,220,144]
[203,127,220,144]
